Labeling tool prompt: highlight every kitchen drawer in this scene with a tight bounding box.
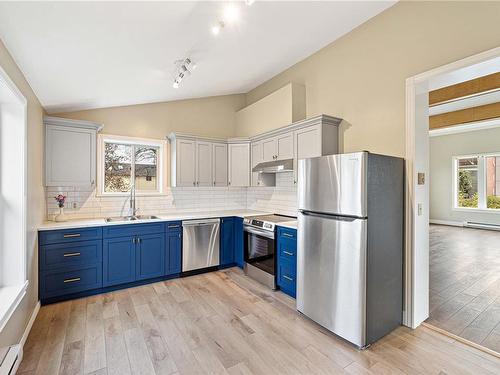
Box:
[278,227,296,240]
[39,227,102,245]
[278,237,297,259]
[103,222,165,238]
[40,265,102,299]
[277,257,296,298]
[40,240,102,271]
[166,221,182,232]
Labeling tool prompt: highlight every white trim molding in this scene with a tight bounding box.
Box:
[405,46,500,330]
[429,219,464,227]
[429,117,500,137]
[0,281,29,333]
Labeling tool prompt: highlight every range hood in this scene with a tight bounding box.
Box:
[252,159,294,174]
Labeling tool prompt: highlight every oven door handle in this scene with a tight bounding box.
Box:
[244,226,275,239]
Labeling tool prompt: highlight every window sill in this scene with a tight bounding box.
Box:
[452,207,500,214]
[0,280,28,333]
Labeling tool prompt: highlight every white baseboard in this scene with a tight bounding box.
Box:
[14,300,40,372]
[429,219,464,227]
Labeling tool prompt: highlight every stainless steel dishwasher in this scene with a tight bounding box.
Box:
[182,218,220,272]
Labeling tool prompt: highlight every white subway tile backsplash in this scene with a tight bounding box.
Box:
[45,173,298,220]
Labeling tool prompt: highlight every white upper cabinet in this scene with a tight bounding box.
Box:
[228,142,250,187]
[169,135,228,187]
[262,137,276,162]
[275,131,294,160]
[196,141,212,187]
[251,141,263,186]
[174,138,196,187]
[294,124,322,160]
[212,143,228,187]
[44,117,102,187]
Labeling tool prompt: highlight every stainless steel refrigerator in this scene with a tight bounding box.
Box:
[297,151,404,349]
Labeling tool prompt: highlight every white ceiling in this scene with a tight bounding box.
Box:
[0,1,395,113]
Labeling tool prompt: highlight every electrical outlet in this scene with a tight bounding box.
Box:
[418,203,423,216]
[72,202,78,209]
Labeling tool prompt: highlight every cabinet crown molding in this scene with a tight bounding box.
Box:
[44,116,103,132]
[167,114,342,144]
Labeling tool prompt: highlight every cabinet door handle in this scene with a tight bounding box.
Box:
[63,233,81,238]
[283,275,293,281]
[63,252,81,257]
[193,181,195,186]
[137,237,142,244]
[228,181,231,186]
[282,233,294,238]
[213,181,215,186]
[63,277,81,283]
[283,251,294,256]
[132,237,136,244]
[178,233,181,238]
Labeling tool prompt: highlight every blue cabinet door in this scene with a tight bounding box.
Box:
[103,236,136,287]
[220,217,235,267]
[277,226,297,298]
[166,224,182,276]
[234,217,244,268]
[136,233,165,280]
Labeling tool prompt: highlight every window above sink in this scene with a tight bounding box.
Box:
[97,134,168,196]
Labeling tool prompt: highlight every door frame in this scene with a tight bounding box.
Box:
[404,46,500,328]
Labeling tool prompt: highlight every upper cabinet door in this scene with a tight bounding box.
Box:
[196,141,213,187]
[228,143,250,187]
[176,139,196,187]
[45,124,96,186]
[295,124,322,160]
[262,137,277,162]
[276,131,294,160]
[251,141,263,186]
[212,143,227,187]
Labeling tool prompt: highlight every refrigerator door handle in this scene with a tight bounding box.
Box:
[300,210,367,221]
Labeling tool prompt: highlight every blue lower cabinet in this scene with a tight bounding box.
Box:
[103,236,136,287]
[40,240,102,271]
[234,217,244,268]
[40,265,102,299]
[277,226,297,298]
[136,233,165,280]
[166,223,182,276]
[220,217,235,267]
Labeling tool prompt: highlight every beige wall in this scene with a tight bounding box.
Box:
[55,94,246,139]
[0,39,45,346]
[244,1,500,157]
[430,127,500,225]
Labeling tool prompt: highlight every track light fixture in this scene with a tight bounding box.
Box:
[172,58,197,89]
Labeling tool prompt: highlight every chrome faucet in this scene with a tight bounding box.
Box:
[129,185,138,216]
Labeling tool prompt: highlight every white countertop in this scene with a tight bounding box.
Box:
[38,209,271,231]
[277,220,297,229]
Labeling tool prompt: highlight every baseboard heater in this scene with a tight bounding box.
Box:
[0,345,21,375]
[465,221,500,231]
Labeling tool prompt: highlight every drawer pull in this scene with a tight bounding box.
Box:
[283,275,294,281]
[63,233,81,238]
[63,252,81,257]
[63,277,81,283]
[283,251,294,256]
[169,225,180,229]
[282,233,294,238]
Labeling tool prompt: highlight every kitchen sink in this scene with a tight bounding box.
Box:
[134,215,160,220]
[105,215,160,223]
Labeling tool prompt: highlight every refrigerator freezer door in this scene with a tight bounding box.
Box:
[297,210,367,347]
[297,152,367,217]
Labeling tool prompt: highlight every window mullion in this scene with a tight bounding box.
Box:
[478,156,487,209]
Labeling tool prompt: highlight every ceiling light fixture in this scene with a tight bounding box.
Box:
[172,58,196,89]
[222,4,240,24]
[211,21,224,36]
[245,0,255,6]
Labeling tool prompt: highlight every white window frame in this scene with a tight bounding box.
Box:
[97,134,169,196]
[452,152,500,214]
[0,64,28,333]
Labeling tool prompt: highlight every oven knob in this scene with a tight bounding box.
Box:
[264,223,272,229]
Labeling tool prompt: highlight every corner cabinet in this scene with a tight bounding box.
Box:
[44,116,102,187]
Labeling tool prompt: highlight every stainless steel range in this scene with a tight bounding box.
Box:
[243,214,294,289]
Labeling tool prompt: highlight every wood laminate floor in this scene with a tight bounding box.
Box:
[428,224,500,353]
[19,268,500,375]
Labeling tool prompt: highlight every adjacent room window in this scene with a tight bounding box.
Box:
[99,135,165,195]
[454,153,500,211]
